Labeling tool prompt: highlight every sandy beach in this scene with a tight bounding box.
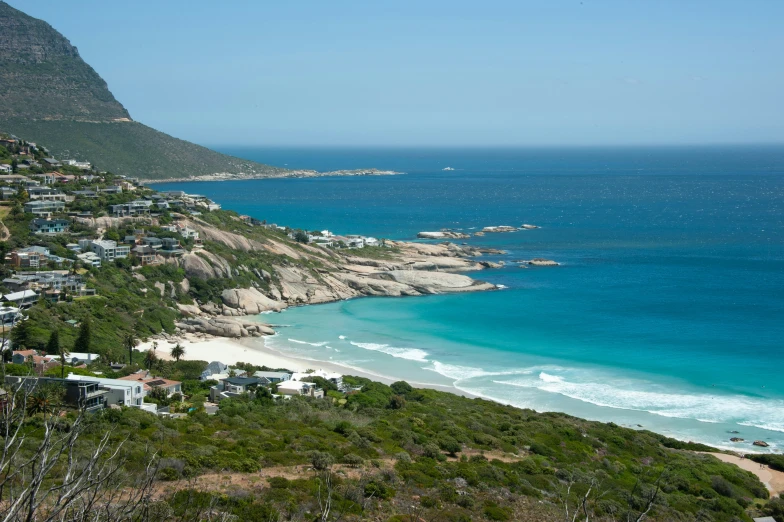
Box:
[698,452,784,496]
[138,335,473,398]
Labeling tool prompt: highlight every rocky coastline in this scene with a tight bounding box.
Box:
[150,219,504,341]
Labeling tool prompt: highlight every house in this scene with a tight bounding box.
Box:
[6,247,48,268]
[11,349,39,365]
[71,190,97,198]
[110,200,151,217]
[160,237,185,256]
[118,370,182,397]
[66,243,81,252]
[0,306,21,326]
[253,371,292,383]
[292,370,343,389]
[23,200,65,216]
[209,376,265,402]
[24,186,53,200]
[276,380,325,398]
[63,160,92,170]
[201,361,229,381]
[99,185,123,195]
[0,164,11,173]
[63,352,100,365]
[29,218,69,235]
[5,376,108,413]
[29,173,55,185]
[42,158,62,168]
[141,237,162,249]
[0,186,17,200]
[89,240,131,262]
[177,226,200,241]
[52,173,77,184]
[131,245,158,265]
[76,252,101,267]
[3,290,38,309]
[67,374,156,412]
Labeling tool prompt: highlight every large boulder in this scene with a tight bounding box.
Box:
[221,287,285,314]
[378,270,496,294]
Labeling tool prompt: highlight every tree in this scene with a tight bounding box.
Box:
[46,330,68,379]
[170,343,185,362]
[9,317,33,350]
[293,229,309,243]
[124,333,138,365]
[74,317,92,353]
[144,349,157,370]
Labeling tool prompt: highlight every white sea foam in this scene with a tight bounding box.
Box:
[493,372,784,433]
[288,338,329,347]
[339,335,347,340]
[350,342,429,362]
[425,361,531,382]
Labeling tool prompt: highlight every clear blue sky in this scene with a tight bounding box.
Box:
[10,0,784,147]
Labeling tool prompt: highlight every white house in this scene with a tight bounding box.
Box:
[89,240,131,262]
[277,380,325,398]
[67,374,156,413]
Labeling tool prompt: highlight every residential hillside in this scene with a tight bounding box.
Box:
[0,1,285,180]
[1,133,783,522]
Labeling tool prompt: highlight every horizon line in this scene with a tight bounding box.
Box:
[205,142,784,150]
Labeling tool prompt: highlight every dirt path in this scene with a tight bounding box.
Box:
[699,452,784,496]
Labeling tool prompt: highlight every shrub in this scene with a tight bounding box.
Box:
[483,504,510,521]
[309,451,334,471]
[439,436,461,456]
[390,381,413,395]
[268,477,289,489]
[343,454,364,468]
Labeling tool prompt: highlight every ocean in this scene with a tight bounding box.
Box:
[156,146,784,452]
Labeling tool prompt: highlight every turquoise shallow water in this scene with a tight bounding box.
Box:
[158,146,784,451]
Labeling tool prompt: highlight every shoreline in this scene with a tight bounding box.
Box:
[140,335,477,399]
[142,331,784,457]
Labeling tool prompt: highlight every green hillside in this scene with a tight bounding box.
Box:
[0,1,283,180]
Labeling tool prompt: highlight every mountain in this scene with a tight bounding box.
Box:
[0,1,285,180]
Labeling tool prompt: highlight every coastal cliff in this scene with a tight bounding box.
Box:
[162,216,499,339]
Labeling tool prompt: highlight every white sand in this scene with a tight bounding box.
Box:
[138,336,307,372]
[137,335,472,397]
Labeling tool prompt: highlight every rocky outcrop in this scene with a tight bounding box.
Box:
[221,288,286,314]
[417,231,470,239]
[376,270,496,294]
[483,226,518,233]
[729,437,744,442]
[175,316,275,338]
[753,440,770,447]
[521,224,540,229]
[522,259,559,267]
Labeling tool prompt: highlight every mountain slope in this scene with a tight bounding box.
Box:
[0,1,283,179]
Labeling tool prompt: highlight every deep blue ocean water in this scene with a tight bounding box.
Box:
[157,146,784,451]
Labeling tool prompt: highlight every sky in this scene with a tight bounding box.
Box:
[9,0,784,147]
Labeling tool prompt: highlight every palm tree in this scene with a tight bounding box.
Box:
[143,349,157,371]
[170,343,185,362]
[124,333,138,365]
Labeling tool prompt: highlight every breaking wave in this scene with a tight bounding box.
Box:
[350,342,429,362]
[494,372,784,432]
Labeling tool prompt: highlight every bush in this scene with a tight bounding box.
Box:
[268,477,289,489]
[390,381,413,395]
[483,504,510,521]
[439,436,461,456]
[343,454,364,468]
